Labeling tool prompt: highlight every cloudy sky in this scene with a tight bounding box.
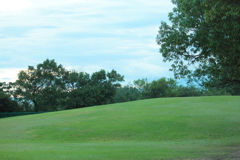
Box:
[0,0,175,84]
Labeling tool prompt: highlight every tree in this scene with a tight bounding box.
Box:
[156,0,240,94]
[62,70,91,109]
[114,84,141,103]
[85,69,124,106]
[133,78,150,99]
[13,59,124,111]
[14,59,66,111]
[148,78,178,98]
[133,78,178,99]
[0,82,20,112]
[177,85,202,97]
[63,69,124,108]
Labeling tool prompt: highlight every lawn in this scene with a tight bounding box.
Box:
[0,96,240,159]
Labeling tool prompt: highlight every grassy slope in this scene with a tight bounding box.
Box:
[0,96,239,160]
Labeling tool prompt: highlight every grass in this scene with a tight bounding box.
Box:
[0,96,240,159]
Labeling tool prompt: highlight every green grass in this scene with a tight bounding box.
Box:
[0,96,240,159]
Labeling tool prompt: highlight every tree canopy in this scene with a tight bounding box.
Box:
[1,58,233,113]
[14,59,66,111]
[0,82,20,112]
[13,59,124,111]
[156,0,240,94]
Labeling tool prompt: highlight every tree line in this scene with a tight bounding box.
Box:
[0,59,230,112]
[114,78,229,103]
[1,59,124,112]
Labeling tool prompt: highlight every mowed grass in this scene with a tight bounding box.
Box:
[0,96,240,160]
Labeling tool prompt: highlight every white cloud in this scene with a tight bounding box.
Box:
[0,68,24,82]
[0,0,32,11]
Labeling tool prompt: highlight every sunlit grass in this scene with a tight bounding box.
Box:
[0,96,239,159]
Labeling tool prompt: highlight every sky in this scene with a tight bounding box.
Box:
[0,0,176,85]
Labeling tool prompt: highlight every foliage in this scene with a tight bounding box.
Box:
[115,77,229,101]
[114,84,141,102]
[64,69,124,109]
[0,82,20,112]
[133,78,150,99]
[133,78,179,99]
[13,59,124,111]
[14,59,66,111]
[148,77,178,98]
[156,0,240,94]
[3,58,232,112]
[177,85,202,97]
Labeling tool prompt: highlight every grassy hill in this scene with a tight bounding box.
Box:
[0,96,240,160]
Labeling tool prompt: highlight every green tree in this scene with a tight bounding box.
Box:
[63,69,124,109]
[88,69,124,106]
[133,78,150,99]
[156,0,240,94]
[177,85,202,97]
[114,84,141,103]
[13,59,124,111]
[62,70,90,109]
[14,59,66,111]
[0,82,20,112]
[148,78,178,98]
[133,78,178,99]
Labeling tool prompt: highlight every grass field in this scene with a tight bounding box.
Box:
[0,96,240,160]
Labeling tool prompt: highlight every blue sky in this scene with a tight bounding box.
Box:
[0,0,175,84]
